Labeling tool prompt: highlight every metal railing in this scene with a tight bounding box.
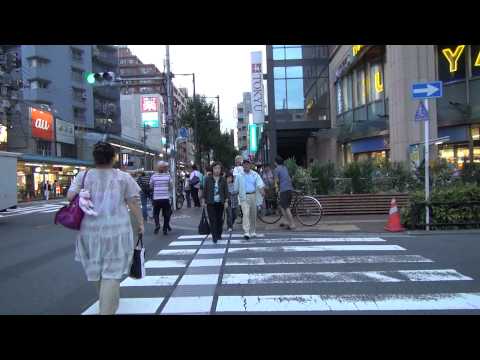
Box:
[409,201,480,229]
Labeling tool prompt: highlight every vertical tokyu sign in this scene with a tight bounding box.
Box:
[251,51,264,124]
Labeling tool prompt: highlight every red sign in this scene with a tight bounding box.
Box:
[31,108,54,141]
[141,96,158,112]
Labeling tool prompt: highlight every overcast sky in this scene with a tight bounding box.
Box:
[128,45,266,135]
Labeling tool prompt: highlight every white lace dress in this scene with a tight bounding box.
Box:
[69,169,141,281]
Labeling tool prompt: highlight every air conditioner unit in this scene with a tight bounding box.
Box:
[81,93,87,100]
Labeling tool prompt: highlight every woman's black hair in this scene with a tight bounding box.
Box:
[275,156,284,165]
[211,161,222,169]
[192,164,198,171]
[93,142,115,166]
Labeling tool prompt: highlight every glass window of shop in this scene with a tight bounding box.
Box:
[274,66,304,110]
[336,62,384,116]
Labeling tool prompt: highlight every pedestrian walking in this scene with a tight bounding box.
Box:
[184,172,192,208]
[201,162,228,243]
[136,171,151,223]
[189,164,203,208]
[274,156,296,230]
[226,172,239,232]
[150,161,173,235]
[67,142,144,315]
[43,181,51,201]
[234,159,265,240]
[232,155,244,177]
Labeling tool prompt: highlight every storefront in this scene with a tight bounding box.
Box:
[17,155,93,202]
[345,136,389,163]
[437,125,480,169]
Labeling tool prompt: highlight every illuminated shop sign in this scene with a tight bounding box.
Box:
[352,45,365,56]
[0,125,7,144]
[438,45,480,81]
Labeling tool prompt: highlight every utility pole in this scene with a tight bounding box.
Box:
[165,45,176,210]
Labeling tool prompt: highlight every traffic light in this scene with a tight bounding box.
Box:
[84,71,115,85]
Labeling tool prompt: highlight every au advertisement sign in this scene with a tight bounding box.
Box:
[251,51,265,124]
[31,107,54,141]
[141,96,160,128]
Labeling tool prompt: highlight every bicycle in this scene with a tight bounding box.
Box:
[257,189,323,226]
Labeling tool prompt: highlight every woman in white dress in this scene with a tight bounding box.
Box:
[67,142,144,315]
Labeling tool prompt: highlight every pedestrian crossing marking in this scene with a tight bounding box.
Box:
[145,260,189,268]
[158,249,197,256]
[177,234,264,240]
[227,244,406,254]
[80,233,480,314]
[189,258,223,267]
[221,269,472,285]
[82,298,164,315]
[215,293,480,312]
[161,296,214,314]
[225,255,434,266]
[121,275,179,287]
[228,237,386,245]
[177,274,220,286]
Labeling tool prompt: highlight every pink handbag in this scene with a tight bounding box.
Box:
[54,170,89,230]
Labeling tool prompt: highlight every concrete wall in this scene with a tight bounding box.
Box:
[386,45,438,162]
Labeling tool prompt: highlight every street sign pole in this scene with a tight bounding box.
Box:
[424,99,430,232]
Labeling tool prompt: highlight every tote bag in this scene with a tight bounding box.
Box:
[130,234,146,279]
[198,208,211,235]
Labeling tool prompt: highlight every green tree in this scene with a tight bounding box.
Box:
[179,95,238,169]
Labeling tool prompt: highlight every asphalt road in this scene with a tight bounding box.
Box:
[1,201,480,315]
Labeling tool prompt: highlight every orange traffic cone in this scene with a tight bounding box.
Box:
[384,198,405,232]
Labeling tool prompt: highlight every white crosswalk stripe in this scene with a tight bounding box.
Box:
[0,202,67,218]
[81,233,480,315]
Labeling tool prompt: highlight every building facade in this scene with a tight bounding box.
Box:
[265,45,331,166]
[236,100,248,152]
[324,45,480,169]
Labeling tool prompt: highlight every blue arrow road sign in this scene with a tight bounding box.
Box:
[415,101,429,122]
[412,81,443,99]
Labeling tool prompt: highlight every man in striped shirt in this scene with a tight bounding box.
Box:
[150,161,173,235]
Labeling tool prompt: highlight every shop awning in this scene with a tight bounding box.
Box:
[351,136,388,154]
[19,154,94,167]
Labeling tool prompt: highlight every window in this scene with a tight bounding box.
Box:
[73,107,86,121]
[71,47,83,62]
[369,63,383,102]
[355,67,366,106]
[272,45,302,60]
[30,80,49,89]
[71,68,84,82]
[36,140,52,156]
[274,66,304,110]
[438,45,466,83]
[72,87,86,102]
[342,74,352,111]
[28,57,48,68]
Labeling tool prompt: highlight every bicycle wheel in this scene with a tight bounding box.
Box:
[257,203,283,224]
[295,196,322,226]
[176,195,184,210]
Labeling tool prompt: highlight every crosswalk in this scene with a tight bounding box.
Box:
[81,233,480,315]
[0,202,69,218]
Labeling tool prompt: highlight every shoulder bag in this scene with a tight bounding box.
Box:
[54,170,89,231]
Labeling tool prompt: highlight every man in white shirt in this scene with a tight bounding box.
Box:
[232,155,244,177]
[234,159,265,240]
